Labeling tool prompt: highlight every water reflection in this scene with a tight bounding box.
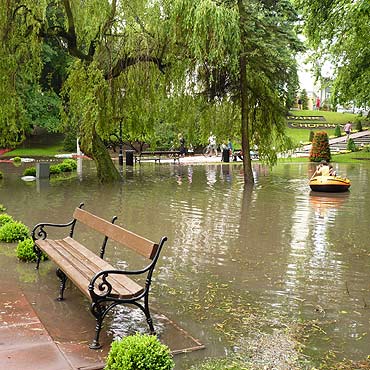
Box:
[0,159,369,365]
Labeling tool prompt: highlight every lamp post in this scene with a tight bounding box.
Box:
[118,118,123,166]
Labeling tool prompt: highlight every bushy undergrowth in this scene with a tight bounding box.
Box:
[105,334,174,370]
[16,238,47,262]
[23,167,36,176]
[0,220,30,242]
[0,213,14,226]
[23,159,77,177]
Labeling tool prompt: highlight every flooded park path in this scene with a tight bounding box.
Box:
[0,158,369,368]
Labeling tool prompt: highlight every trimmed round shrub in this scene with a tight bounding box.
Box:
[0,213,14,226]
[57,161,73,172]
[105,334,174,370]
[13,157,22,163]
[62,159,77,170]
[347,138,357,152]
[16,238,47,262]
[334,125,341,137]
[309,131,331,162]
[0,221,30,242]
[23,167,36,176]
[355,119,363,132]
[50,164,62,174]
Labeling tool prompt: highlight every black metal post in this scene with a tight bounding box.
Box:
[118,119,123,166]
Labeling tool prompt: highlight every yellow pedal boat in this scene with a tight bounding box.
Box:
[309,175,351,192]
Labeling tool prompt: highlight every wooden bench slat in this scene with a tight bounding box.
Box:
[61,237,143,297]
[73,208,158,259]
[36,238,143,299]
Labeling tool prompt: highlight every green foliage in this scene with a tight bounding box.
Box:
[0,213,14,226]
[363,145,370,153]
[334,125,341,138]
[346,138,357,152]
[49,165,61,174]
[0,221,30,242]
[105,334,174,370]
[309,131,315,142]
[23,167,36,176]
[299,90,308,110]
[16,238,47,262]
[13,157,22,163]
[355,119,363,132]
[297,0,370,108]
[57,161,73,172]
[0,204,6,212]
[309,131,331,162]
[0,171,3,179]
[62,159,77,170]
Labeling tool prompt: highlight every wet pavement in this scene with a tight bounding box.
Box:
[0,287,79,370]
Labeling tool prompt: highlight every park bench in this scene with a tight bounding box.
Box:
[232,149,259,161]
[134,150,180,163]
[32,203,167,349]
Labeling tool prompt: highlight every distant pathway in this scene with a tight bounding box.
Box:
[299,130,370,154]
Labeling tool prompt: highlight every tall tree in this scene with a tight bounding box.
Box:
[171,0,301,183]
[0,1,44,147]
[296,0,370,108]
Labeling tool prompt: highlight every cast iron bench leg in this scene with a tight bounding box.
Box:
[144,294,155,334]
[56,268,67,301]
[89,302,104,349]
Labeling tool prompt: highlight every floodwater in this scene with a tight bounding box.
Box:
[0,158,369,368]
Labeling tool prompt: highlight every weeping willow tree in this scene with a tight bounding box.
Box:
[170,0,302,183]
[0,1,44,147]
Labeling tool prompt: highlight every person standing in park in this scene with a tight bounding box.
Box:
[208,132,217,156]
[178,133,186,157]
[344,122,352,141]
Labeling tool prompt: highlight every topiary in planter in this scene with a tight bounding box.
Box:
[0,221,30,242]
[309,131,331,162]
[105,334,174,370]
[16,238,47,262]
[0,213,14,226]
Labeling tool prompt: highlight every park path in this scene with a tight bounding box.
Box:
[0,287,77,370]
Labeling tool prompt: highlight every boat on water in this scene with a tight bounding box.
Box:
[309,175,351,192]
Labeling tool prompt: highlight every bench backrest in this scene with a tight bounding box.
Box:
[73,207,158,260]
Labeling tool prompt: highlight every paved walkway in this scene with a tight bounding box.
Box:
[0,288,77,370]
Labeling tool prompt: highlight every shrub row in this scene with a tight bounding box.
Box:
[0,211,45,262]
[23,159,77,177]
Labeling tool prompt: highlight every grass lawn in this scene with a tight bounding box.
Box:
[287,110,370,145]
[4,145,66,157]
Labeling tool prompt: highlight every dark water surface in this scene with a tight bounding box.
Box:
[0,159,369,367]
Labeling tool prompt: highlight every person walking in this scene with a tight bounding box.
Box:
[344,122,352,141]
[208,132,217,156]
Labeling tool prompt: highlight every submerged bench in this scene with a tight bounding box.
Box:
[134,150,180,163]
[32,203,167,349]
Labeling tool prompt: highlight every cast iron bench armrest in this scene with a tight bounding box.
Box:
[32,204,167,350]
[32,219,76,240]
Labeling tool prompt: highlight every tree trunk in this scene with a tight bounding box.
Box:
[81,126,122,183]
[238,0,254,185]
